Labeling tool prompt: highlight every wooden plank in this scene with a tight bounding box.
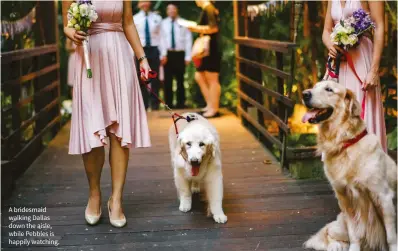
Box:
[1,63,59,87]
[238,90,290,133]
[1,110,335,251]
[3,97,59,142]
[237,56,291,80]
[238,73,295,107]
[1,44,57,64]
[234,36,296,53]
[2,81,59,114]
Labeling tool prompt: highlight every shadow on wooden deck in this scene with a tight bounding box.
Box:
[1,110,338,251]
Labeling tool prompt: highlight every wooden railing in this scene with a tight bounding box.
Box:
[1,44,61,195]
[233,1,297,168]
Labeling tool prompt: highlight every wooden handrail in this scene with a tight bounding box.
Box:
[238,106,282,147]
[3,97,59,142]
[234,36,296,53]
[8,115,61,161]
[1,44,57,64]
[2,63,59,87]
[237,56,291,80]
[238,73,295,107]
[238,90,290,134]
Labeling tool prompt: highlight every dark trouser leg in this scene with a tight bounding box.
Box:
[164,61,174,108]
[176,61,186,108]
[147,47,160,110]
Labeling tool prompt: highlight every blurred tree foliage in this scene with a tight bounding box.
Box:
[1,1,37,52]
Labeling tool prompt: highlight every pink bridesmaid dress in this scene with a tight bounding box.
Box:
[69,0,151,154]
[67,43,76,87]
[331,0,387,151]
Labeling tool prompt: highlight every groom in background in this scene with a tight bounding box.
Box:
[134,0,162,110]
[160,2,192,109]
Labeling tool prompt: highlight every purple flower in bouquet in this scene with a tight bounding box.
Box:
[78,0,92,4]
[351,9,375,34]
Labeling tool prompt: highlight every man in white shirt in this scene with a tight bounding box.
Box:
[134,1,162,110]
[160,2,192,109]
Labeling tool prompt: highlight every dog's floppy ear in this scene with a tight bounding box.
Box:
[175,136,187,159]
[205,133,218,158]
[345,89,361,117]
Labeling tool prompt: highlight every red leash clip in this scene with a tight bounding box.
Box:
[140,70,158,81]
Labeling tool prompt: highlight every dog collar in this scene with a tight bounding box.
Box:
[342,129,367,150]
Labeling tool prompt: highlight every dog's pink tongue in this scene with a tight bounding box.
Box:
[302,109,319,123]
[192,165,200,176]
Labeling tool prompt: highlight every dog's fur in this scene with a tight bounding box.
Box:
[302,81,397,251]
[168,112,227,223]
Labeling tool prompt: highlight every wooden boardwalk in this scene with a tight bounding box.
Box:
[2,110,339,251]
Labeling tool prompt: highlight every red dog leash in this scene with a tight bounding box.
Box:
[140,70,194,136]
[326,52,366,120]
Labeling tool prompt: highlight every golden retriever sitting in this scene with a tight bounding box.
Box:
[301,80,397,251]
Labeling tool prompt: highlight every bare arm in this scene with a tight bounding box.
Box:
[189,5,219,35]
[189,25,218,35]
[322,1,334,50]
[368,1,384,72]
[65,38,75,52]
[62,1,86,45]
[122,1,145,59]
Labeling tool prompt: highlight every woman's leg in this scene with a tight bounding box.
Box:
[82,147,105,215]
[203,71,221,117]
[108,132,129,219]
[195,71,210,109]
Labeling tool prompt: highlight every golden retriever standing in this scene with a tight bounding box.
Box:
[301,80,397,251]
[168,112,227,223]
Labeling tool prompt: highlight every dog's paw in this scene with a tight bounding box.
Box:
[348,243,360,251]
[327,241,349,251]
[213,213,227,224]
[191,185,200,193]
[179,198,192,212]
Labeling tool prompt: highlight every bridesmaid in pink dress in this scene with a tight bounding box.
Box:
[62,0,151,227]
[323,0,387,152]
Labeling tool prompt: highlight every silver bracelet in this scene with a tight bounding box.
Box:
[138,55,147,62]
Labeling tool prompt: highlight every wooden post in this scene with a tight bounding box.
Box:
[276,52,286,167]
[10,61,22,159]
[233,0,241,119]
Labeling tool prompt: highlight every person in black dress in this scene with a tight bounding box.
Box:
[187,0,221,118]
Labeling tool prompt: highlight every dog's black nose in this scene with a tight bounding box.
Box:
[303,91,312,101]
[190,158,200,166]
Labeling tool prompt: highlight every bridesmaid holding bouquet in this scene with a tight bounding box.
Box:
[323,0,387,151]
[62,0,151,227]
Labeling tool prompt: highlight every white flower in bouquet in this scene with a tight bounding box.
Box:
[70,17,77,25]
[79,4,89,17]
[347,34,358,45]
[72,5,79,15]
[88,9,98,22]
[74,24,81,31]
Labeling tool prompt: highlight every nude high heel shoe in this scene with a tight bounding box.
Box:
[107,197,126,228]
[85,205,101,225]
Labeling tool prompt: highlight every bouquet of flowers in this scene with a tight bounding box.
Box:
[67,1,98,78]
[330,9,375,50]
